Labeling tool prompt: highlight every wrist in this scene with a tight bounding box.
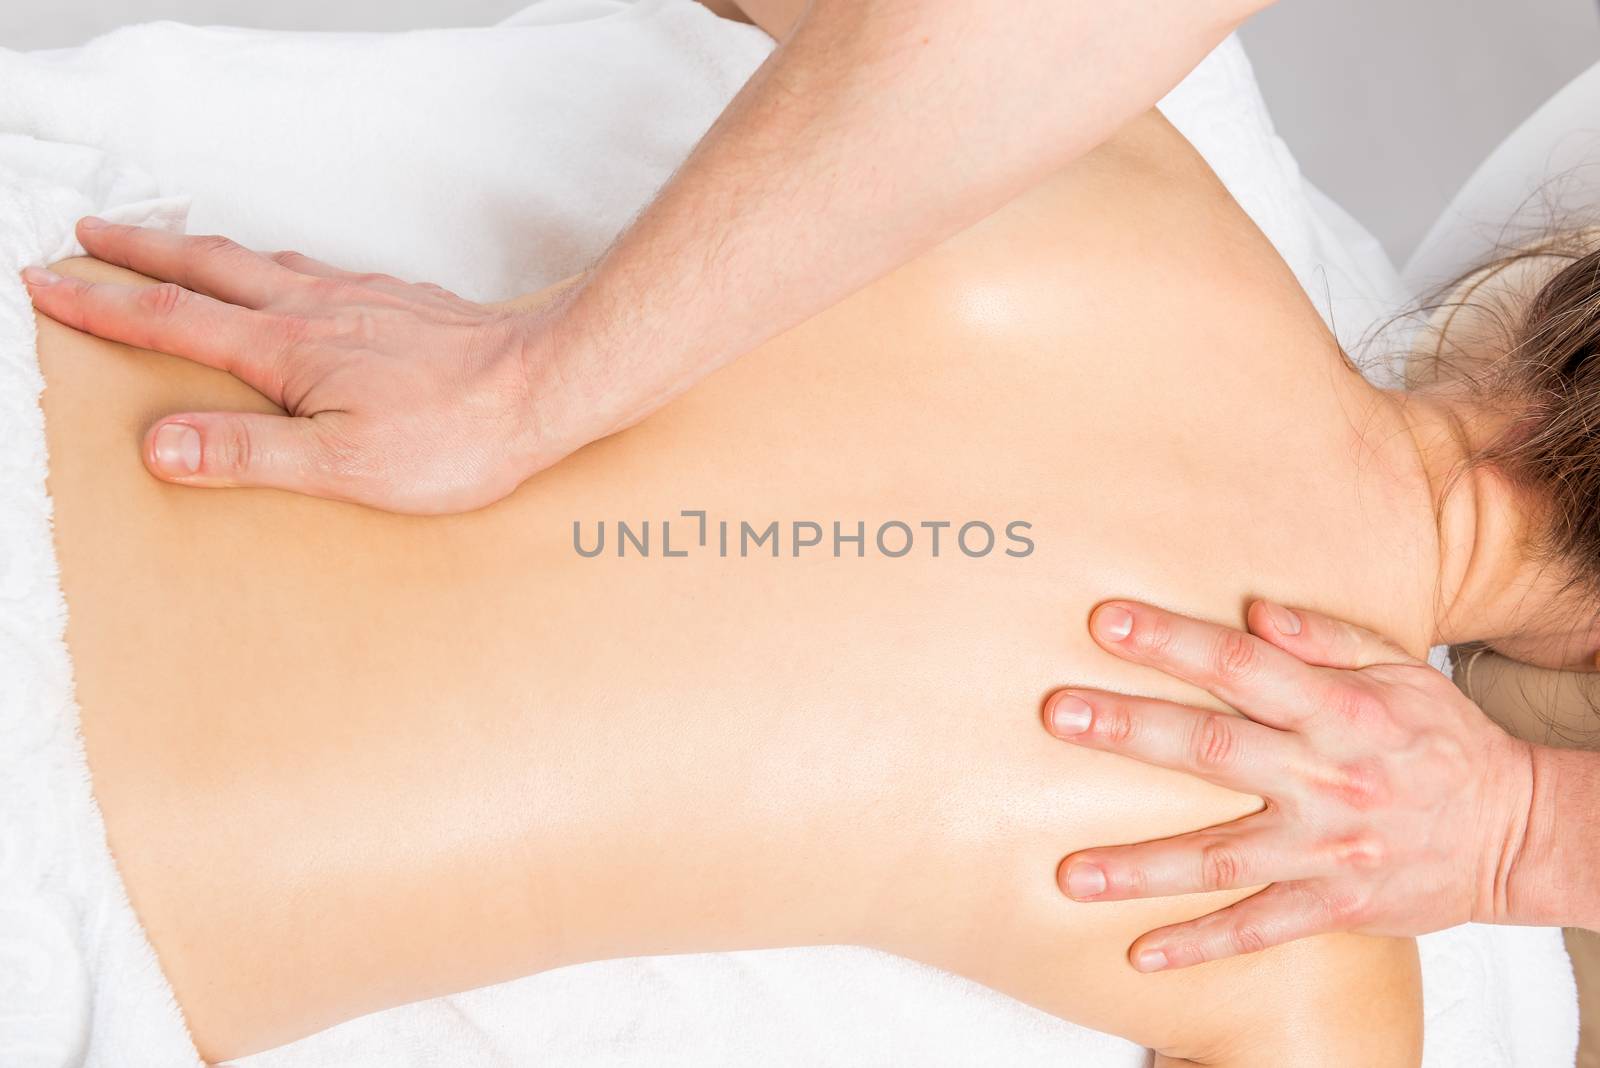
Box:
[510,277,633,471]
[516,254,747,472]
[1471,734,1537,926]
[1500,743,1600,929]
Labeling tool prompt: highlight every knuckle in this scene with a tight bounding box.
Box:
[207,420,252,475]
[137,282,189,318]
[1163,941,1209,969]
[1335,834,1386,871]
[269,249,305,267]
[1319,886,1366,926]
[1200,841,1246,892]
[1322,760,1390,811]
[77,294,132,339]
[55,278,99,325]
[1096,702,1138,747]
[192,233,243,258]
[1328,682,1386,727]
[1212,629,1261,685]
[339,309,382,346]
[1190,713,1238,770]
[308,276,352,301]
[1229,923,1269,956]
[1134,612,1177,658]
[303,305,383,348]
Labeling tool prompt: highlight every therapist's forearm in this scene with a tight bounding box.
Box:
[21,0,1274,512]
[544,0,1272,439]
[1508,745,1600,931]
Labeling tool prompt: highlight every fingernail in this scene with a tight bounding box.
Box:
[1264,602,1301,636]
[1064,862,1107,899]
[1049,694,1092,736]
[1094,605,1134,642]
[152,423,201,476]
[1135,949,1168,973]
[79,216,107,231]
[21,266,61,287]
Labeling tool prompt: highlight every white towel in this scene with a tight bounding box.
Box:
[0,2,1577,1065]
[0,137,196,1068]
[0,0,774,303]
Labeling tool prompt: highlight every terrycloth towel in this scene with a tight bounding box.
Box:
[0,2,1578,1065]
[0,137,195,1068]
[0,0,774,304]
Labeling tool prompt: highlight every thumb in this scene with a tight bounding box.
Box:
[143,412,344,496]
[1246,600,1418,671]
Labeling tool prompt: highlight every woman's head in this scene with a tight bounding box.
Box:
[1410,231,1600,668]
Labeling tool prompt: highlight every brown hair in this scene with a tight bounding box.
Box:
[1410,230,1600,591]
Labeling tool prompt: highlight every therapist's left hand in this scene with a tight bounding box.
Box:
[1043,599,1537,972]
[23,219,595,514]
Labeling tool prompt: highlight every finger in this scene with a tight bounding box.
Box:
[1245,600,1419,671]
[144,412,350,496]
[1087,601,1335,729]
[270,252,455,314]
[1124,881,1356,971]
[1058,819,1371,902]
[25,268,288,399]
[267,249,359,280]
[1044,688,1298,795]
[75,218,302,309]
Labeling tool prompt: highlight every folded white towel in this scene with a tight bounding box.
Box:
[0,0,773,303]
[0,2,1577,1066]
[0,136,196,1068]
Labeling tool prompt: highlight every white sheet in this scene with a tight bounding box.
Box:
[1406,58,1600,290]
[0,2,1575,1065]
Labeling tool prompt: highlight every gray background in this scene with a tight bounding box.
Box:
[1238,0,1599,262]
[4,0,1598,263]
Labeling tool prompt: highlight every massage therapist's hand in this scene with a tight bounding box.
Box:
[1043,600,1540,972]
[23,220,593,513]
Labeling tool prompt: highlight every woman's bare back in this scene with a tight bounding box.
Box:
[40,110,1424,1063]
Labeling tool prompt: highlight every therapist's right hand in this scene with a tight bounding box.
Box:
[1044,600,1541,971]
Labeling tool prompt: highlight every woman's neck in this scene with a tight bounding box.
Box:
[1392,391,1547,650]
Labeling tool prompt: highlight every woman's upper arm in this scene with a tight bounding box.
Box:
[724,0,1277,45]
[1151,933,1421,1068]
[718,0,804,39]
